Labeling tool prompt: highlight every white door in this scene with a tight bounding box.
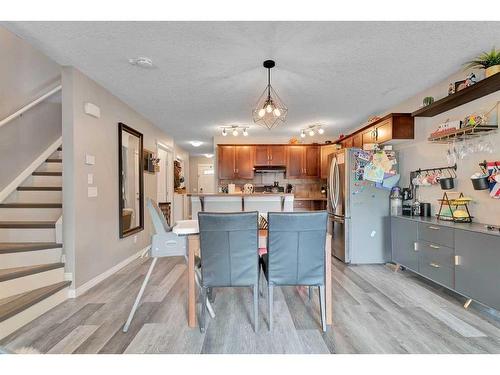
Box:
[198,164,215,193]
[157,147,169,202]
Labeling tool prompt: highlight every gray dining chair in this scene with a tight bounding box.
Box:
[123,198,214,333]
[261,211,328,332]
[198,211,260,333]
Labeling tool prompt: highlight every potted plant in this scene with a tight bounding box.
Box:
[465,47,500,78]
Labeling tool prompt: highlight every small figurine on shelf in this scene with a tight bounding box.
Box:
[465,72,477,87]
[448,83,455,96]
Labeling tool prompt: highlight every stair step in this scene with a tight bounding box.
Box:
[45,158,62,163]
[0,281,71,323]
[0,203,62,209]
[0,242,62,254]
[0,263,65,282]
[17,186,62,191]
[0,221,56,229]
[32,171,62,176]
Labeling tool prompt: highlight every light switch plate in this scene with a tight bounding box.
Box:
[88,186,98,198]
[87,173,94,184]
[85,154,95,165]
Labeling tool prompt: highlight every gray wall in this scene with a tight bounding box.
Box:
[62,67,188,288]
[0,26,61,193]
[385,69,500,226]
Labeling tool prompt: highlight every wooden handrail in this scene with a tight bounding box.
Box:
[0,84,62,129]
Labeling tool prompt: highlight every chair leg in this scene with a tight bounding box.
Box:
[308,286,313,301]
[123,257,158,332]
[200,286,207,333]
[195,268,215,319]
[253,284,259,332]
[268,285,274,331]
[259,270,264,297]
[319,285,327,332]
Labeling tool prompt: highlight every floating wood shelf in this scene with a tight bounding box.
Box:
[412,73,500,117]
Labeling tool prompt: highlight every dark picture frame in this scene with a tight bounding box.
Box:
[118,122,144,238]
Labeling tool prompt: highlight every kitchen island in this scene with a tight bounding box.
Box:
[188,193,294,217]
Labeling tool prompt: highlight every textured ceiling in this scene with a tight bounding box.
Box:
[4,21,500,155]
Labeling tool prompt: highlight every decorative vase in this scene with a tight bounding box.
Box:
[485,65,500,78]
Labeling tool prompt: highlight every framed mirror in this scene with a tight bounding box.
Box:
[118,122,144,238]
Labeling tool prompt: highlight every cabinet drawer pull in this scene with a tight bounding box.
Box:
[428,226,440,230]
[413,242,418,251]
[429,262,441,268]
[429,244,440,249]
[455,255,461,266]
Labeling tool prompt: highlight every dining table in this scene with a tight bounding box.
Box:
[172,219,333,328]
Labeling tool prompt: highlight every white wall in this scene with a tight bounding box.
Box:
[0,26,61,193]
[62,66,188,288]
[383,68,500,225]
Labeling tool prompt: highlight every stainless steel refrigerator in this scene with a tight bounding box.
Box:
[327,148,393,264]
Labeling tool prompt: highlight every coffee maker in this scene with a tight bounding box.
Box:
[402,187,413,216]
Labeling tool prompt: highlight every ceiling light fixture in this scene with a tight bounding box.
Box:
[190,141,203,147]
[300,124,326,138]
[252,60,288,130]
[204,154,214,159]
[220,125,249,137]
[128,56,154,69]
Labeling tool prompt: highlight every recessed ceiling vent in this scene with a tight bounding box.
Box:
[128,57,154,69]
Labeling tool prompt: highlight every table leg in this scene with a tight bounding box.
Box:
[325,234,332,325]
[188,234,199,328]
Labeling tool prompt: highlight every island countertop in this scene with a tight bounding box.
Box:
[187,193,294,197]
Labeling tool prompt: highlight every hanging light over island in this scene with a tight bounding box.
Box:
[252,60,288,130]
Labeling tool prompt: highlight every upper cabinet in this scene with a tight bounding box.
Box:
[338,113,414,148]
[286,145,320,179]
[218,145,254,179]
[254,145,286,166]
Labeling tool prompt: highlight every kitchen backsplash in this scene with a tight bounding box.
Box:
[219,172,325,197]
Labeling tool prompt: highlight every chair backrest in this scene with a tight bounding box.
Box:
[147,198,171,234]
[198,211,259,287]
[267,211,327,286]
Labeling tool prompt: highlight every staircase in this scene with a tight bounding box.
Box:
[0,146,71,340]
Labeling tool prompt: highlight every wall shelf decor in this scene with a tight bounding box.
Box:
[412,73,500,117]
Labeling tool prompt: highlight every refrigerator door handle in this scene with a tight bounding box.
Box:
[333,158,340,210]
[328,156,336,211]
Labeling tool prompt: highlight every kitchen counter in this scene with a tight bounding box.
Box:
[187,193,294,197]
[294,196,327,201]
[395,215,500,237]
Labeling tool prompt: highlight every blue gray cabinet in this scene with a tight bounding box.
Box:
[455,230,500,311]
[391,216,500,312]
[391,217,418,271]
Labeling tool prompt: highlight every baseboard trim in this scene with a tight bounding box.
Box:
[67,245,150,298]
[0,136,62,203]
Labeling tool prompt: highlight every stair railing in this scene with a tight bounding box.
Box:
[0,84,62,129]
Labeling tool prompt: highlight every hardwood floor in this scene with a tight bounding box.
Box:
[1,256,500,354]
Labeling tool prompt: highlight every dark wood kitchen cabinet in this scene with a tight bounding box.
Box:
[218,145,236,179]
[235,146,254,179]
[286,145,320,179]
[254,145,286,166]
[218,145,254,179]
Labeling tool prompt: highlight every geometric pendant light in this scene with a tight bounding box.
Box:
[252,60,288,130]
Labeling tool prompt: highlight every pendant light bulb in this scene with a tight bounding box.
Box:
[232,128,239,136]
[273,108,281,117]
[243,128,249,136]
[258,108,266,118]
[318,127,325,135]
[309,129,315,137]
[222,128,227,137]
[300,130,306,138]
[266,103,273,113]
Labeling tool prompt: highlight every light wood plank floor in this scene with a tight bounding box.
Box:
[2,256,500,354]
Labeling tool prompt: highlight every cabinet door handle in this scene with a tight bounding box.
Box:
[304,168,307,174]
[429,262,440,268]
[428,226,440,230]
[429,244,440,249]
[413,242,418,251]
[455,255,461,266]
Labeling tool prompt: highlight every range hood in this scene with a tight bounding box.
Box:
[254,165,286,173]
